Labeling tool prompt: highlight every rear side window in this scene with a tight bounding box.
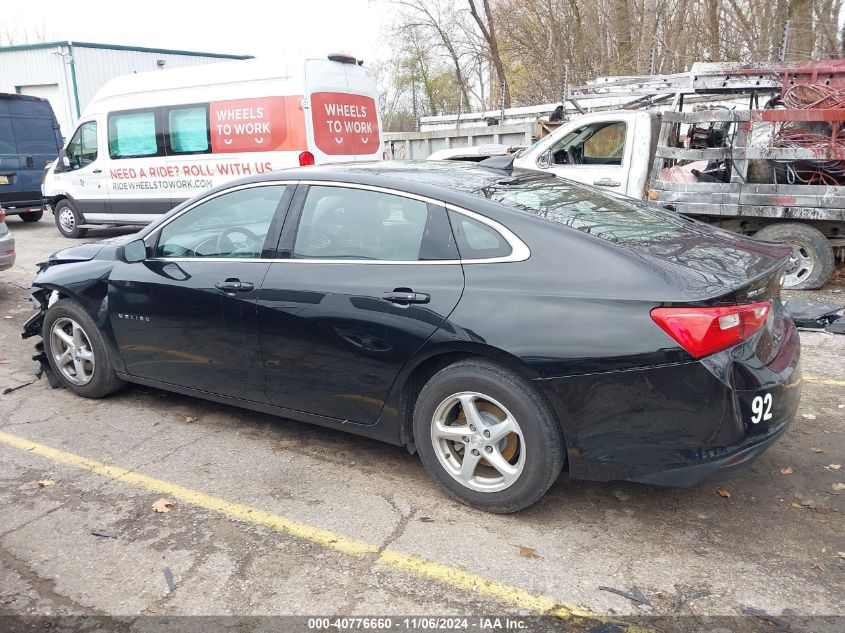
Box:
[448,211,512,259]
[168,106,210,154]
[293,186,457,261]
[108,110,160,159]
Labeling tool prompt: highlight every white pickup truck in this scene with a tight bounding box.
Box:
[513,108,844,289]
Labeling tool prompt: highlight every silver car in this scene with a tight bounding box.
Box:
[0,211,15,271]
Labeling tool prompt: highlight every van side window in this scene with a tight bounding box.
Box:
[65,121,98,170]
[168,106,210,154]
[108,110,160,159]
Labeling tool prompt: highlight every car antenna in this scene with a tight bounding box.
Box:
[478,154,515,174]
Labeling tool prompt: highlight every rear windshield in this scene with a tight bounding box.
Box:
[476,177,692,244]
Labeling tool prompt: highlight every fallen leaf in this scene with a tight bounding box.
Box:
[36,479,55,488]
[184,416,198,423]
[801,413,817,420]
[832,483,845,492]
[801,499,818,509]
[780,467,793,475]
[718,489,731,498]
[837,552,845,560]
[810,560,826,571]
[811,447,824,453]
[517,545,540,559]
[418,516,435,523]
[826,464,842,471]
[151,498,174,513]
[791,502,802,509]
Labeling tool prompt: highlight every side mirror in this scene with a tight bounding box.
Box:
[55,149,71,173]
[536,150,551,169]
[120,238,147,263]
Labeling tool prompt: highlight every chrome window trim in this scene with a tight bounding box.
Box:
[144,179,531,265]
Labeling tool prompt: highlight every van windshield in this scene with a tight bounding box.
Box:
[476,177,693,245]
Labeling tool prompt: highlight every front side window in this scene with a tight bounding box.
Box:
[65,121,98,170]
[108,110,159,159]
[168,106,209,154]
[549,121,626,166]
[293,186,457,261]
[154,185,287,259]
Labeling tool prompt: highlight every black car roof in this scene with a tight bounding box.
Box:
[250,160,553,200]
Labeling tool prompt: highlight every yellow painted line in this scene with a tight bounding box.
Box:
[0,430,625,626]
[804,375,845,387]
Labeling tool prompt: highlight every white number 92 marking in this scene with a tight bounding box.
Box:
[750,393,773,424]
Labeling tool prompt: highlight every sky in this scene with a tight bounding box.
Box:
[2,0,393,63]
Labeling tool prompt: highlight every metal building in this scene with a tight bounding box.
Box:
[0,41,252,141]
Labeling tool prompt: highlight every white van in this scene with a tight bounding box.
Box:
[43,54,382,238]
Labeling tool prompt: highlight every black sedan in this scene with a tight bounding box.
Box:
[22,161,801,512]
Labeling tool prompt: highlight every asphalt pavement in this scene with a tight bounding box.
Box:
[0,216,843,631]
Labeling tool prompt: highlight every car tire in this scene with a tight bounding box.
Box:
[54,199,88,239]
[20,210,43,222]
[754,222,834,290]
[42,299,125,398]
[413,359,564,513]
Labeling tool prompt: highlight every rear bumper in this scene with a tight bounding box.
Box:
[537,317,801,487]
[629,418,790,487]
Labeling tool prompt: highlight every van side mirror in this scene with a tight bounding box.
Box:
[120,239,147,263]
[55,150,71,173]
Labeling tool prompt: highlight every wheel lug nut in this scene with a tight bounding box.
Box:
[485,446,493,453]
[471,449,480,456]
[462,436,469,443]
[469,425,476,431]
[483,430,490,438]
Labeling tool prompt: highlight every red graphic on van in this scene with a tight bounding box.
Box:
[311,92,380,156]
[210,97,289,153]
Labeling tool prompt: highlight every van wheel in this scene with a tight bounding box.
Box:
[54,199,88,238]
[20,210,43,222]
[42,299,125,398]
[754,223,834,290]
[413,359,564,513]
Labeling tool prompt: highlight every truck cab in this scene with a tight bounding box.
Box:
[515,111,656,199]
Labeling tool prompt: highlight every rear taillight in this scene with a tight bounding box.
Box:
[299,151,315,166]
[0,208,6,223]
[650,301,771,358]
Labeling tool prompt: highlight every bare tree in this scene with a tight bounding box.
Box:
[468,0,511,107]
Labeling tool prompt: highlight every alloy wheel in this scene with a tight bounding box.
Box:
[430,391,525,492]
[50,317,96,385]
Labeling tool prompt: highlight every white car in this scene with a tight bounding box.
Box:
[427,144,523,162]
[0,208,15,271]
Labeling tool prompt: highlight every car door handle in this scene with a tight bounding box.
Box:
[92,169,103,174]
[215,280,254,293]
[593,178,621,187]
[382,290,430,304]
